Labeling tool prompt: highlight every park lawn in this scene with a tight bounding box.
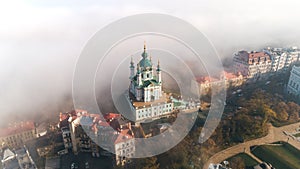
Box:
[293,133,300,138]
[252,142,300,169]
[227,153,259,168]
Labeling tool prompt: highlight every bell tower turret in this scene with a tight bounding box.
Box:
[130,56,135,79]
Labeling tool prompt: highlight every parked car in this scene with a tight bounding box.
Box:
[85,162,89,169]
[71,163,78,169]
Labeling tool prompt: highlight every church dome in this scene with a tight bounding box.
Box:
[139,58,152,68]
[138,42,153,69]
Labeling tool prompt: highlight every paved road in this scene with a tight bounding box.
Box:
[203,122,300,169]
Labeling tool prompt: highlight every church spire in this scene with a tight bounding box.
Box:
[142,41,148,59]
[130,56,134,68]
[157,59,161,71]
[129,56,135,79]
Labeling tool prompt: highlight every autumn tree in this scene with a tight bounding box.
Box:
[134,157,160,169]
[274,102,289,121]
[229,157,245,169]
[287,102,300,122]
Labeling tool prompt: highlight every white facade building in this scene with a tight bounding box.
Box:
[233,50,272,79]
[287,46,300,63]
[264,47,288,72]
[233,47,300,81]
[128,43,174,122]
[114,129,135,166]
[263,47,300,73]
[287,65,300,98]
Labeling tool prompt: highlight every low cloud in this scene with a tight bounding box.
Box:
[1,0,300,124]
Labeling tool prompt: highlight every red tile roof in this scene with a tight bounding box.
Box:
[114,129,133,144]
[61,110,130,135]
[236,51,271,64]
[196,76,219,83]
[63,110,122,129]
[196,71,243,84]
[104,113,121,121]
[222,71,242,80]
[0,121,35,138]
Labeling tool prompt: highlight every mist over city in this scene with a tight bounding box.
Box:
[2,1,300,169]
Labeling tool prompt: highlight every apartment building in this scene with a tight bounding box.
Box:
[287,65,300,99]
[233,50,272,79]
[263,47,300,73]
[58,110,135,166]
[0,122,36,149]
[191,71,244,96]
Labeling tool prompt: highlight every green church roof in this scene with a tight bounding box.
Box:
[141,79,159,87]
[139,58,152,68]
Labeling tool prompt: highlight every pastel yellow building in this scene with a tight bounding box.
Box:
[0,121,36,149]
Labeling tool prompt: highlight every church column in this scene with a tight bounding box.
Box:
[137,63,142,86]
[144,88,148,102]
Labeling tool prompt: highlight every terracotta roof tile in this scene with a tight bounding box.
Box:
[0,121,35,138]
[236,51,271,64]
[196,76,219,83]
[114,129,133,144]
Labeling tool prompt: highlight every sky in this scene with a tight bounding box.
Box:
[1,0,300,123]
